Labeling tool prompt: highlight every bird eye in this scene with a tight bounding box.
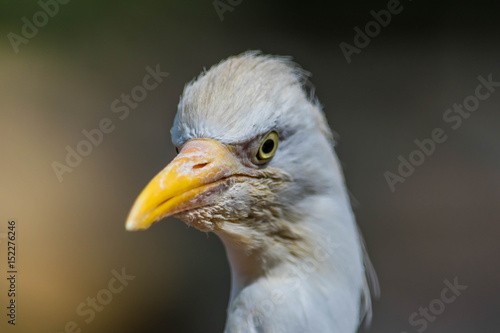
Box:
[254,131,279,164]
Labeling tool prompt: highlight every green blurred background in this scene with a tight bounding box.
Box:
[0,0,499,332]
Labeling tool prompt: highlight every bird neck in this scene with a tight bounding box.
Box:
[220,239,266,301]
[217,193,364,332]
[218,191,362,302]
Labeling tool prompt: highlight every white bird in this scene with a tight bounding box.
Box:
[125,52,379,333]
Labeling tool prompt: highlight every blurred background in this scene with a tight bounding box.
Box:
[1,1,499,332]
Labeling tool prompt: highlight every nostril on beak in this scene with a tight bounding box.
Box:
[193,162,209,169]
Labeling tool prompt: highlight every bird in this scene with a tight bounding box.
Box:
[125,51,379,333]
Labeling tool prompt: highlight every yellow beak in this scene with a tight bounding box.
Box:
[125,139,243,231]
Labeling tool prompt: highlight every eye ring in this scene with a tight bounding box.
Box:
[254,130,279,164]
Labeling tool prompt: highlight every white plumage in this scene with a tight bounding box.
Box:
[126,51,378,333]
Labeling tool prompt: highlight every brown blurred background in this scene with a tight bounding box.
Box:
[0,1,499,332]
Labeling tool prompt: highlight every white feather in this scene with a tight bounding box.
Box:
[172,51,378,333]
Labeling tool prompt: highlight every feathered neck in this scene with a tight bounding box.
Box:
[216,192,366,333]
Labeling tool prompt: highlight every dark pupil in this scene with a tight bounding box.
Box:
[261,139,274,155]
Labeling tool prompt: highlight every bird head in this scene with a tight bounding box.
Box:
[125,52,377,331]
[125,52,344,260]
